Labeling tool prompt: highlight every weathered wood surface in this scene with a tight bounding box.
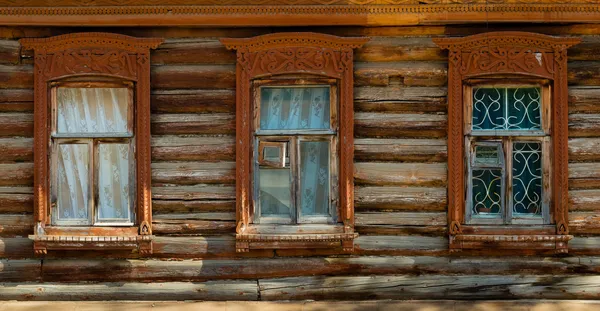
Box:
[151,65,236,90]
[0,137,32,163]
[356,211,446,236]
[151,162,235,185]
[0,259,40,282]
[0,113,32,137]
[354,62,447,87]
[0,163,32,186]
[354,138,447,162]
[0,281,258,301]
[258,275,600,300]
[0,187,32,213]
[354,86,447,113]
[569,163,600,190]
[153,213,235,235]
[569,138,600,162]
[0,40,19,65]
[152,185,235,213]
[152,136,234,162]
[0,214,32,237]
[354,162,446,187]
[151,89,235,114]
[151,114,235,135]
[0,65,32,89]
[569,87,600,114]
[354,113,447,138]
[570,190,600,211]
[355,187,446,211]
[570,212,600,234]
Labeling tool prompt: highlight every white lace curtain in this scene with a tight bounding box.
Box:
[260,87,330,130]
[55,88,131,223]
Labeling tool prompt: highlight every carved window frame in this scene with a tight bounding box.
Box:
[434,32,580,254]
[20,33,163,255]
[220,33,368,253]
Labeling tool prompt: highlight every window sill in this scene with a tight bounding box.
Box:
[450,233,572,254]
[236,224,356,253]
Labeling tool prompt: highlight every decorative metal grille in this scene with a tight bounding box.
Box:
[472,168,503,216]
[512,142,542,216]
[472,87,541,131]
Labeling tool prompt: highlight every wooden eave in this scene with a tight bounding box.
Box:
[1,2,600,26]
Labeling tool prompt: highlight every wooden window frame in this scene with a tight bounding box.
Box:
[20,33,163,255]
[220,33,368,253]
[434,32,580,254]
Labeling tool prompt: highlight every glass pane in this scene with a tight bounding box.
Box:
[512,142,543,217]
[260,87,330,130]
[300,141,330,217]
[472,169,502,217]
[472,87,541,131]
[474,145,501,166]
[263,146,281,163]
[56,144,90,222]
[56,88,129,134]
[98,144,132,221]
[259,168,292,217]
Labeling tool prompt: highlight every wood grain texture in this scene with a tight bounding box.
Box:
[0,65,32,89]
[151,65,235,89]
[151,89,235,114]
[152,162,235,185]
[0,89,33,113]
[0,163,32,186]
[355,186,446,211]
[354,138,447,162]
[0,187,32,213]
[354,62,447,87]
[0,137,33,163]
[151,114,235,135]
[0,259,40,282]
[0,113,33,137]
[569,163,600,190]
[354,86,447,113]
[355,162,446,187]
[152,136,234,162]
[355,113,447,138]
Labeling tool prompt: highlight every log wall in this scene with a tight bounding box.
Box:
[1,24,600,300]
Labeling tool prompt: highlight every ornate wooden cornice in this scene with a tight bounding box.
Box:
[20,33,163,54]
[1,2,600,26]
[221,33,369,53]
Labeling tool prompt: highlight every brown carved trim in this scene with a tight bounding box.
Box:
[2,4,600,26]
[21,32,163,255]
[433,32,580,254]
[221,32,367,253]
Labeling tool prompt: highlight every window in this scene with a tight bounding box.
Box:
[220,33,368,252]
[20,33,163,255]
[433,32,580,254]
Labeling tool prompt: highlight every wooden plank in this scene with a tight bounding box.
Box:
[353,235,448,256]
[569,37,600,61]
[570,237,600,255]
[258,275,600,300]
[355,113,447,138]
[569,61,600,87]
[152,39,235,65]
[0,186,32,213]
[355,186,447,211]
[569,87,600,114]
[0,89,33,111]
[0,281,258,301]
[151,135,234,162]
[355,162,446,187]
[0,237,33,258]
[354,86,447,113]
[153,213,235,235]
[355,37,445,63]
[151,89,235,114]
[0,259,40,282]
[569,163,600,190]
[0,137,33,163]
[153,236,273,259]
[355,211,446,236]
[151,65,235,89]
[0,163,32,187]
[0,214,32,237]
[0,113,33,137]
[354,138,447,162]
[151,113,235,135]
[569,138,600,162]
[0,40,19,65]
[152,185,235,201]
[151,162,235,185]
[570,212,600,234]
[0,65,32,89]
[354,62,447,87]
[569,114,600,138]
[569,189,600,211]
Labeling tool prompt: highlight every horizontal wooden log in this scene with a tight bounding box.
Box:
[151,135,234,162]
[354,86,447,113]
[355,211,446,236]
[0,65,32,89]
[0,214,32,237]
[568,36,600,61]
[569,114,600,138]
[0,137,32,163]
[354,138,447,162]
[258,275,600,300]
[355,186,447,212]
[36,256,600,284]
[0,281,258,301]
[0,163,32,187]
[355,37,445,63]
[0,237,33,259]
[569,189,600,212]
[152,39,235,65]
[153,235,273,259]
[151,162,235,185]
[152,185,235,201]
[569,61,600,87]
[569,138,600,162]
[353,235,447,256]
[571,237,600,255]
[355,113,447,138]
[0,186,33,213]
[151,89,235,114]
[0,259,40,282]
[151,65,236,89]
[0,113,32,137]
[570,212,600,235]
[0,40,19,65]
[569,87,600,114]
[0,89,33,113]
[153,213,235,235]
[569,163,600,190]
[151,114,235,135]
[355,162,446,187]
[354,62,447,87]
[153,199,235,214]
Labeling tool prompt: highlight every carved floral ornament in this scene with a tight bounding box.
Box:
[433,32,580,254]
[221,33,368,253]
[20,33,163,255]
